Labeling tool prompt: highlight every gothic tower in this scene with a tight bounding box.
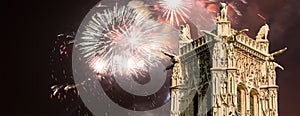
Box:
[169,3,286,116]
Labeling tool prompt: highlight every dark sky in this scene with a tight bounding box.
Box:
[239,1,300,116]
[3,0,300,115]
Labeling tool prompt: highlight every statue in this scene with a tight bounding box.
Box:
[161,50,183,87]
[219,3,228,21]
[264,47,287,85]
[179,24,193,47]
[161,50,181,73]
[267,47,287,70]
[256,24,270,40]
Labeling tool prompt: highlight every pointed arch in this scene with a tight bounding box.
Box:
[250,89,259,116]
[237,83,247,116]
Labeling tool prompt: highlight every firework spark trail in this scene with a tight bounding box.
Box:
[240,0,247,4]
[50,33,78,99]
[78,4,174,78]
[257,13,266,22]
[158,0,193,26]
[50,77,97,97]
[228,3,242,16]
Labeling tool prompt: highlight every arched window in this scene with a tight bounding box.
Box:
[237,89,241,113]
[250,90,258,116]
[250,94,254,115]
[237,86,246,116]
[193,93,198,116]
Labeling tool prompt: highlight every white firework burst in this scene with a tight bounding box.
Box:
[78,5,174,77]
[158,0,193,26]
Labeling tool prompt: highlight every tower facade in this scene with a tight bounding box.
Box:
[170,3,286,116]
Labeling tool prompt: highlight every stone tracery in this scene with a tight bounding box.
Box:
[170,3,286,116]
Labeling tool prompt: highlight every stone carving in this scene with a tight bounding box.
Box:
[179,24,193,47]
[219,3,228,21]
[170,3,285,116]
[266,47,287,85]
[268,47,287,61]
[213,44,220,67]
[256,24,270,40]
[253,70,260,87]
[267,62,276,84]
[266,61,285,86]
[161,50,182,82]
[213,41,228,68]
[197,50,212,87]
[231,29,249,37]
[235,50,266,88]
[261,89,270,116]
[226,42,236,67]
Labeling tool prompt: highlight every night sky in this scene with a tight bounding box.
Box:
[4,0,300,115]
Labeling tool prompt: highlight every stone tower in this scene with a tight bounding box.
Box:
[169,3,286,116]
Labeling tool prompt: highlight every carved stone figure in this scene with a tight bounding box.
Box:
[256,24,270,40]
[269,47,287,61]
[213,44,220,67]
[228,73,234,94]
[219,3,228,21]
[161,50,181,79]
[179,24,193,47]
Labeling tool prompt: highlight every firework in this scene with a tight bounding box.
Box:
[158,0,193,26]
[78,4,174,78]
[50,33,78,99]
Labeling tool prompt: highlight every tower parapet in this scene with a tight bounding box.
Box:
[170,2,286,116]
